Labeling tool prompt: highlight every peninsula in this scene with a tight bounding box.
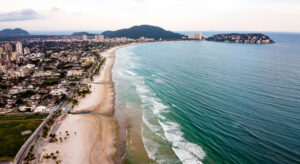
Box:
[206,33,275,44]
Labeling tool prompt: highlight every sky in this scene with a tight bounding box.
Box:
[0,0,300,32]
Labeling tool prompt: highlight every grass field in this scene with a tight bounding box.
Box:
[0,113,48,162]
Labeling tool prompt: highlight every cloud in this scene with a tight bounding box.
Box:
[51,7,60,12]
[0,9,43,22]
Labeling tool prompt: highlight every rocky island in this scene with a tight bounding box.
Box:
[206,33,275,44]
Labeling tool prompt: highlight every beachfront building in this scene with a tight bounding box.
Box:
[16,42,23,55]
[94,35,105,42]
[67,69,83,77]
[50,88,67,96]
[11,52,17,61]
[99,35,104,41]
[188,33,204,40]
[95,35,99,41]
[82,35,88,41]
[24,47,30,55]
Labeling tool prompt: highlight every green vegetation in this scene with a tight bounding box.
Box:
[59,72,66,78]
[42,111,61,138]
[0,113,48,121]
[43,151,61,163]
[84,64,93,70]
[68,77,81,82]
[0,114,47,162]
[95,58,106,75]
[89,57,106,80]
[16,99,24,105]
[101,25,183,40]
[16,90,36,99]
[0,83,9,90]
[49,133,58,143]
[23,145,35,163]
[41,78,59,86]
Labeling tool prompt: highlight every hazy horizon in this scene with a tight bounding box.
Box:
[1,0,300,32]
[24,29,300,36]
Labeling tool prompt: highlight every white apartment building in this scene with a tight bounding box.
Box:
[188,33,203,40]
[16,42,23,54]
[82,35,88,41]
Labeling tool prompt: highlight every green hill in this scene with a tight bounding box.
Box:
[0,28,29,36]
[101,25,183,40]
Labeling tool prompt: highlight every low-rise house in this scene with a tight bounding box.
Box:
[67,70,83,77]
[27,101,38,109]
[24,64,35,69]
[27,85,34,90]
[68,55,78,62]
[38,88,51,94]
[50,88,67,96]
[8,86,23,95]
[42,97,57,108]
[19,106,33,112]
[6,99,16,108]
[51,53,59,58]
[34,106,49,112]
[32,70,54,78]
[81,56,95,66]
[31,94,41,100]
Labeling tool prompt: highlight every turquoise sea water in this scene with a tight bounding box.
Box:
[113,33,300,164]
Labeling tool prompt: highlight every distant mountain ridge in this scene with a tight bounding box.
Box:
[0,28,29,36]
[71,32,96,36]
[101,25,183,40]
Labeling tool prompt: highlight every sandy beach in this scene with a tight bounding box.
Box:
[36,46,124,164]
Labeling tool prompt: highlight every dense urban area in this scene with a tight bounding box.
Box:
[0,35,156,114]
[0,34,158,163]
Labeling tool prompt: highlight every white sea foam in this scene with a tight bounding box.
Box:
[116,48,206,163]
[151,98,169,115]
[141,113,166,140]
[126,70,137,76]
[141,129,159,161]
[158,120,205,164]
[141,126,171,164]
[134,76,206,164]
[136,84,150,94]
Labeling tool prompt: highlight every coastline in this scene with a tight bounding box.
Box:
[37,41,201,164]
[112,44,157,164]
[35,45,131,164]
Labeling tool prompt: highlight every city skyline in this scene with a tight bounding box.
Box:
[1,0,300,32]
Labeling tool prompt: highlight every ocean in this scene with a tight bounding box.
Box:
[112,33,300,164]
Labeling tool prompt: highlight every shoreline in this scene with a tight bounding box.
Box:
[112,44,156,164]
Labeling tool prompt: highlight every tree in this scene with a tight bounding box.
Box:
[16,99,24,105]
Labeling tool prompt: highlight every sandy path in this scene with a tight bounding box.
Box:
[37,46,125,164]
